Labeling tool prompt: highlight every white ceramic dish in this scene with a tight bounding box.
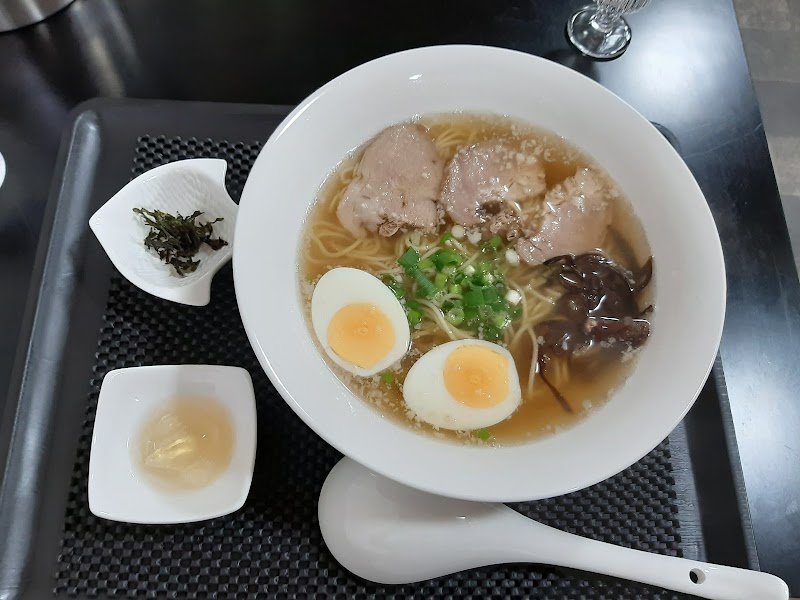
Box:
[89,158,237,306]
[88,364,257,524]
[234,45,726,502]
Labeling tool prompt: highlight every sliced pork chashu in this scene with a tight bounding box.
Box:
[516,167,612,265]
[336,124,443,237]
[441,140,546,238]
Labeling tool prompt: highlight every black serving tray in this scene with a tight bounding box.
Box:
[0,99,760,600]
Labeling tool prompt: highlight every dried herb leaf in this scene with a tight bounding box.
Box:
[133,207,228,276]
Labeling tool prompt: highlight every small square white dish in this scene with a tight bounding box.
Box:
[88,364,257,524]
[89,158,237,306]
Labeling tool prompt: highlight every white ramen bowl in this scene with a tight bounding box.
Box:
[234,45,726,502]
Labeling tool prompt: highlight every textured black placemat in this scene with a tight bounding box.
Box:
[54,136,690,599]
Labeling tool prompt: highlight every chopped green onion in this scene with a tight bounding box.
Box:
[408,267,438,298]
[445,307,465,326]
[492,311,509,328]
[463,289,485,307]
[404,299,423,327]
[391,234,519,339]
[482,287,500,304]
[381,274,405,299]
[380,371,395,385]
[431,249,462,270]
[398,247,420,269]
[481,235,504,254]
[505,289,522,305]
[478,428,491,441]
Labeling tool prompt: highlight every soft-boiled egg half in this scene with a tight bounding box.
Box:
[311,267,410,377]
[403,339,522,430]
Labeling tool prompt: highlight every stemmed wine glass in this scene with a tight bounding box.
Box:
[567,0,652,60]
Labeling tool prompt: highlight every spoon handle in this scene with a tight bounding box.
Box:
[510,511,788,600]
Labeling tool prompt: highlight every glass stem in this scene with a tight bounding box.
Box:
[591,3,622,33]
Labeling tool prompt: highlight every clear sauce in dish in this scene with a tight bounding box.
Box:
[135,396,234,491]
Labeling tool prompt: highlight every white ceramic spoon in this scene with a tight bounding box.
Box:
[319,458,788,600]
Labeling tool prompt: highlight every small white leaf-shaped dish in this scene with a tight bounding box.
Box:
[89,158,236,306]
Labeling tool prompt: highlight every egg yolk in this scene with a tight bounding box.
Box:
[327,303,395,369]
[443,345,509,408]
